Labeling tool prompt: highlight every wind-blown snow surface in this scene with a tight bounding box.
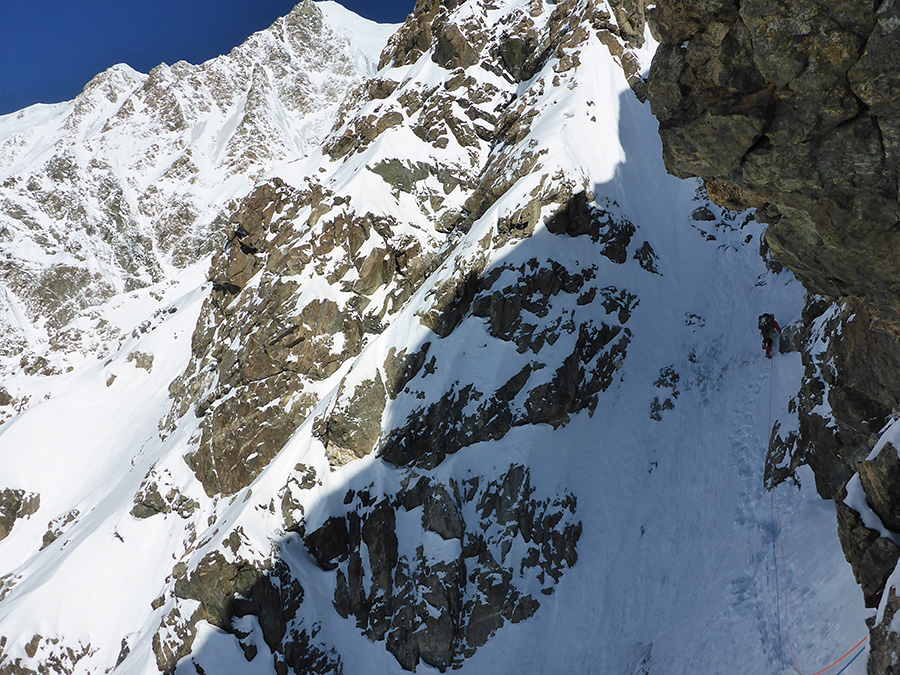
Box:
[0,1,868,674]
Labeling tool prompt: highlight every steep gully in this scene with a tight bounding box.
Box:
[646,0,900,671]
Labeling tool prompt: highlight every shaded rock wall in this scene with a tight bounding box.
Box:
[303,465,580,672]
[378,202,638,471]
[647,0,900,321]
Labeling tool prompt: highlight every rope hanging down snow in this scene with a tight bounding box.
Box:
[767,357,869,674]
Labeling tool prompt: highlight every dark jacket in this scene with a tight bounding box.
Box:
[758,314,781,338]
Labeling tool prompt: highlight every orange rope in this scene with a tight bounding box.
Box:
[804,637,868,675]
[768,356,869,674]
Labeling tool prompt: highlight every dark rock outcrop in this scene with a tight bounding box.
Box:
[870,588,900,675]
[647,0,900,320]
[154,529,341,675]
[0,489,40,541]
[303,465,580,672]
[40,509,79,550]
[835,500,900,608]
[313,373,388,466]
[130,468,199,519]
[380,195,638,470]
[859,444,900,535]
[766,300,893,498]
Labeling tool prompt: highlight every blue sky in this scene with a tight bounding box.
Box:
[0,0,415,115]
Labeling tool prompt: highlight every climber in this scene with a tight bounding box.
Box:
[758,313,781,358]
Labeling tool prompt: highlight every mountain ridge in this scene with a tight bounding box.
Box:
[0,1,396,382]
[0,1,871,674]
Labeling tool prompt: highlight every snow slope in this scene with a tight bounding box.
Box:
[0,0,869,673]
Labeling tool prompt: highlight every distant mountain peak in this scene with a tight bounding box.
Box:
[0,1,392,378]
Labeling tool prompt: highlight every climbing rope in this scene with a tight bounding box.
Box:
[833,644,867,675]
[767,356,869,674]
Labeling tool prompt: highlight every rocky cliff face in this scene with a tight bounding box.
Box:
[148,1,651,670]
[648,0,900,321]
[647,1,900,669]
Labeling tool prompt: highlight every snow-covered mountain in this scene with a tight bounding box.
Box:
[0,1,871,674]
[0,1,395,379]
